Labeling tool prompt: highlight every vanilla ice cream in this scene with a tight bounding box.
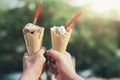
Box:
[57,26,66,35]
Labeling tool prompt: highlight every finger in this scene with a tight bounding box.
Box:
[50,67,58,74]
[49,62,57,69]
[65,51,71,57]
[56,74,62,80]
[33,56,46,76]
[23,52,31,68]
[49,63,58,75]
[24,52,28,56]
[37,48,46,55]
[49,64,58,74]
[42,62,46,71]
[46,49,63,61]
[23,52,29,64]
[33,48,46,63]
[26,48,46,62]
[40,62,46,75]
[55,72,59,79]
[49,58,55,64]
[33,53,46,68]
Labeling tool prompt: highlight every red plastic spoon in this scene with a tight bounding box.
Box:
[33,2,42,25]
[65,11,82,30]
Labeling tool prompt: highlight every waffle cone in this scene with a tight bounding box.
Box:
[23,27,44,56]
[51,27,72,53]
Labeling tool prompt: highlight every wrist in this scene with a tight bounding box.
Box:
[19,70,38,80]
[69,73,84,80]
[71,73,84,80]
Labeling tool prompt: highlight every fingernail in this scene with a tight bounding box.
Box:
[46,50,51,53]
[39,48,46,55]
[42,47,47,51]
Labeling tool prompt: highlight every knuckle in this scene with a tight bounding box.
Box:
[58,54,63,60]
[66,52,71,57]
[23,55,27,60]
[68,53,71,57]
[42,57,46,62]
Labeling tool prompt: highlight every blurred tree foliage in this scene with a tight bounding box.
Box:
[0,0,120,78]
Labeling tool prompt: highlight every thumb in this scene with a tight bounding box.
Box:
[33,48,46,64]
[46,49,63,62]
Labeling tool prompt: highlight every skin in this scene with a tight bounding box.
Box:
[19,48,46,80]
[19,48,84,80]
[46,49,84,80]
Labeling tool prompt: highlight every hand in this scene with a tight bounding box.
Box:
[19,48,46,80]
[46,49,84,80]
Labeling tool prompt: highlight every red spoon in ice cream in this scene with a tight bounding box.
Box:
[33,2,42,25]
[64,11,82,30]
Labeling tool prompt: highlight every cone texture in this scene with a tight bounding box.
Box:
[23,27,44,56]
[51,27,72,53]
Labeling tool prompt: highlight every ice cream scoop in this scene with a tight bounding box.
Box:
[57,26,66,35]
[24,23,41,32]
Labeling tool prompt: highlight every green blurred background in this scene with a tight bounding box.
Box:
[0,0,120,79]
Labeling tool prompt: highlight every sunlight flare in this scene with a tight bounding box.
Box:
[91,0,114,12]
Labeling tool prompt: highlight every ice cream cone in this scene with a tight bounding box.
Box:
[23,23,44,56]
[51,26,72,53]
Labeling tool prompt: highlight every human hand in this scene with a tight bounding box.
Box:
[19,48,46,80]
[46,49,84,80]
